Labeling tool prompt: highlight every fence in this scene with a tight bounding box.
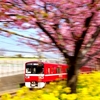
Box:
[0,58,35,77]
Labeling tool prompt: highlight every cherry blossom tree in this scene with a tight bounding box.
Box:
[0,0,100,93]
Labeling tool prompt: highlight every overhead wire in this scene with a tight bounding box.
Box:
[0,35,37,49]
[0,34,40,48]
[0,49,37,54]
[0,33,60,58]
[0,40,19,46]
[43,52,62,59]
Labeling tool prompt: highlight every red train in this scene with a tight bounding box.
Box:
[25,61,95,88]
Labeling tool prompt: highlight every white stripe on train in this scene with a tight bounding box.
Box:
[25,71,91,77]
[25,73,67,76]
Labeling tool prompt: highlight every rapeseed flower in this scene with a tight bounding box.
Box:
[1,71,100,100]
[63,87,71,93]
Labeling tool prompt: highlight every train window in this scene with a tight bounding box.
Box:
[36,67,44,74]
[31,68,36,74]
[57,67,61,73]
[48,68,50,74]
[26,62,44,74]
[51,67,54,74]
[26,68,31,73]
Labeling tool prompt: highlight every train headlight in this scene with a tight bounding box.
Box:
[39,76,44,79]
[38,75,44,79]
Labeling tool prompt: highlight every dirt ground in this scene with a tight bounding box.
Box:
[0,74,24,91]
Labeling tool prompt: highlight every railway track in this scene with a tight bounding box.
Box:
[0,88,19,100]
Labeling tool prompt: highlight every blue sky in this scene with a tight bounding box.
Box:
[0,28,36,57]
[0,27,61,58]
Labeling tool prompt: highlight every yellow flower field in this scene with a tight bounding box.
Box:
[1,71,100,100]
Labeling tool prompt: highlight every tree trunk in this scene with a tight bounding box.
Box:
[67,65,79,93]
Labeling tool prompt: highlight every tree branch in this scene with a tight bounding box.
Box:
[79,49,100,68]
[21,0,28,5]
[36,21,70,59]
[0,20,14,22]
[0,28,51,44]
[74,13,94,60]
[80,26,100,57]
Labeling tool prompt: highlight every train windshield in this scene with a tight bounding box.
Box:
[26,62,44,74]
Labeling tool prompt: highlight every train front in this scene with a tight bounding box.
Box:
[25,61,45,88]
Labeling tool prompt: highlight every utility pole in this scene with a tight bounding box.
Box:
[37,48,42,61]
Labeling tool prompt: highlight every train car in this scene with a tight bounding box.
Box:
[25,61,95,88]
